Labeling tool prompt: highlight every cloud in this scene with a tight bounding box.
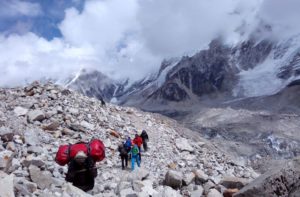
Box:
[258,0,300,39]
[0,0,42,18]
[0,33,94,87]
[1,0,300,87]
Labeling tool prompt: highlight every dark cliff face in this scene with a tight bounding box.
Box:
[143,40,238,102]
[233,39,273,70]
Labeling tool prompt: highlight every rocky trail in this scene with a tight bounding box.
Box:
[0,82,299,197]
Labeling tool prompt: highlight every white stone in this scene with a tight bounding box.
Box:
[175,138,194,152]
[27,110,45,122]
[80,120,95,130]
[62,183,93,197]
[14,106,28,116]
[0,174,14,197]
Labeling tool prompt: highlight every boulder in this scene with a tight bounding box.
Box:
[128,167,150,181]
[14,178,37,196]
[29,165,54,189]
[234,157,300,197]
[27,110,45,122]
[0,173,14,197]
[80,121,95,130]
[182,172,196,186]
[14,106,28,116]
[175,138,194,152]
[164,170,183,189]
[43,121,60,131]
[193,169,209,185]
[62,183,93,197]
[115,181,132,195]
[1,133,14,142]
[220,176,249,189]
[155,186,182,197]
[24,130,39,146]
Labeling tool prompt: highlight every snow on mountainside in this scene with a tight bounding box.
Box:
[66,34,300,114]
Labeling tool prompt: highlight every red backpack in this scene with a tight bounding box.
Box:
[55,139,105,166]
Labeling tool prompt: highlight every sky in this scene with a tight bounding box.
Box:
[0,0,300,87]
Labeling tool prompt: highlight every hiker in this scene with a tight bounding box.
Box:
[65,151,97,192]
[124,136,132,153]
[131,143,140,170]
[133,134,143,162]
[140,130,149,151]
[100,97,106,106]
[118,143,128,170]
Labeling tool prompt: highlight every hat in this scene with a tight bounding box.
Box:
[74,151,87,163]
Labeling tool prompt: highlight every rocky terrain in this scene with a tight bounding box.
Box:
[0,82,265,197]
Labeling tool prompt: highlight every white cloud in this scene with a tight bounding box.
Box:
[258,0,300,39]
[1,0,300,87]
[0,0,42,18]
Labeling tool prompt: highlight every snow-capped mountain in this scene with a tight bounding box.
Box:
[65,69,118,102]
[66,33,300,115]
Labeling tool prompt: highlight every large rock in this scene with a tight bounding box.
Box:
[155,186,182,197]
[14,178,38,196]
[234,157,300,197]
[0,173,14,197]
[164,170,183,189]
[127,167,150,181]
[62,183,93,197]
[0,150,14,172]
[193,169,209,185]
[43,121,60,131]
[182,172,196,186]
[14,106,28,116]
[29,165,54,189]
[24,130,39,146]
[220,176,249,189]
[80,120,95,130]
[175,138,194,152]
[27,110,45,122]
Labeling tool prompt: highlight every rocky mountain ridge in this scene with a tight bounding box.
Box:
[0,82,265,197]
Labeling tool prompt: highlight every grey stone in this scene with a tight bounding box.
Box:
[14,178,37,195]
[80,120,95,130]
[193,169,209,185]
[0,173,14,197]
[14,106,28,116]
[1,132,14,142]
[128,167,150,181]
[220,176,249,189]
[120,188,137,197]
[183,172,196,186]
[164,170,183,189]
[175,138,194,152]
[234,157,300,197]
[24,130,39,146]
[43,121,60,131]
[62,183,93,197]
[27,110,45,122]
[116,181,132,195]
[29,165,54,189]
